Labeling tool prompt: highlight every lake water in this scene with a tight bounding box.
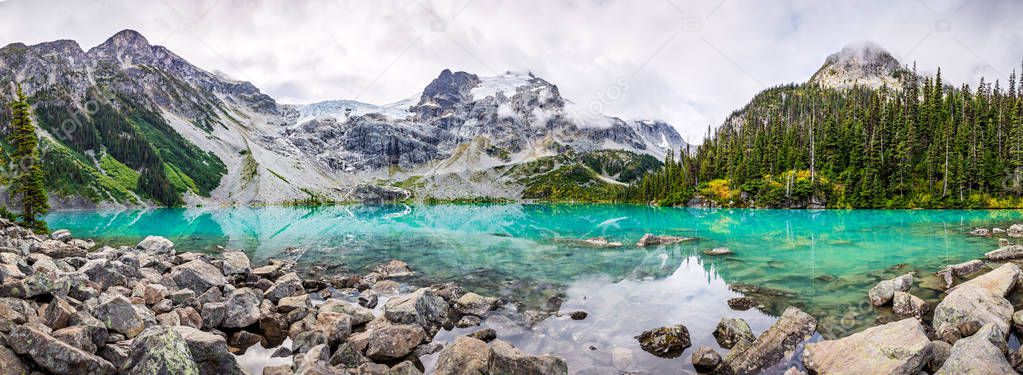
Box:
[45,205,1021,373]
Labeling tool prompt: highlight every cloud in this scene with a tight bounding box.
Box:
[0,0,1020,142]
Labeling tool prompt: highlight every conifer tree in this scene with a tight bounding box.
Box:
[7,85,49,232]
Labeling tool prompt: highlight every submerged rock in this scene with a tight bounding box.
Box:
[723,307,817,375]
[868,273,913,306]
[636,234,693,247]
[634,324,691,358]
[375,259,414,278]
[803,318,932,375]
[703,247,733,256]
[582,237,623,248]
[727,297,764,311]
[968,228,991,237]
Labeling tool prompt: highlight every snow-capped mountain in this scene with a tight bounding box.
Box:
[0,30,688,207]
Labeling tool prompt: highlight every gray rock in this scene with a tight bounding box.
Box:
[200,301,227,329]
[986,244,1023,260]
[221,288,262,328]
[488,339,568,375]
[892,291,929,318]
[435,336,490,375]
[935,323,1015,374]
[691,346,723,373]
[802,318,932,375]
[703,247,733,255]
[636,234,693,247]
[375,259,414,278]
[390,361,423,375]
[171,260,227,293]
[51,229,72,242]
[329,342,369,368]
[318,299,375,325]
[723,307,817,375]
[315,311,352,346]
[8,325,116,374]
[44,296,76,330]
[226,331,264,354]
[94,295,146,338]
[220,251,250,276]
[467,328,497,343]
[136,236,175,255]
[1009,224,1023,237]
[935,260,984,289]
[277,294,311,313]
[713,318,755,349]
[968,228,991,237]
[455,292,499,317]
[383,288,449,332]
[52,325,99,353]
[929,340,952,373]
[634,324,691,358]
[933,264,1018,341]
[122,326,200,375]
[365,323,426,361]
[868,273,913,306]
[264,272,304,303]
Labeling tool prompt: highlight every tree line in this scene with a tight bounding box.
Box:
[623,62,1023,209]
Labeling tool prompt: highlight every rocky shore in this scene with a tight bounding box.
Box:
[0,218,566,375]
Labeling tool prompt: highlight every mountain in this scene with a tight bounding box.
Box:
[0,30,688,207]
[629,42,1023,209]
[809,42,912,90]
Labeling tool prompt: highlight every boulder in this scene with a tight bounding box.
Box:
[52,325,99,353]
[636,234,693,247]
[803,318,932,375]
[315,311,352,346]
[44,296,76,330]
[634,324,691,358]
[221,288,262,328]
[468,328,497,342]
[8,325,116,374]
[935,324,1015,374]
[259,312,290,348]
[172,326,245,375]
[51,229,72,242]
[0,344,29,375]
[200,301,227,329]
[892,291,929,318]
[171,260,227,293]
[227,331,264,354]
[455,292,499,316]
[959,262,1019,296]
[383,288,449,332]
[1008,224,1023,237]
[968,228,991,237]
[122,326,200,375]
[220,251,250,276]
[727,297,763,311]
[435,336,490,375]
[0,271,70,298]
[713,318,756,349]
[929,340,952,373]
[488,339,568,375]
[375,259,414,278]
[264,272,304,303]
[868,273,913,306]
[365,323,426,361]
[723,307,817,375]
[935,260,985,289]
[933,264,1019,341]
[136,236,175,255]
[691,346,723,373]
[985,245,1023,260]
[94,295,146,338]
[277,294,311,313]
[329,342,370,368]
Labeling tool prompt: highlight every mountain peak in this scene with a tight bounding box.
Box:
[810,42,908,90]
[96,29,152,53]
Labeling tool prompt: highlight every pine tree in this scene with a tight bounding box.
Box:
[7,85,49,232]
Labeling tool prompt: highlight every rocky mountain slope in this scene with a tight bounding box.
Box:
[809,41,912,90]
[0,30,688,207]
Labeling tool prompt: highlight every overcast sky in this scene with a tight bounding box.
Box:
[1,0,1021,141]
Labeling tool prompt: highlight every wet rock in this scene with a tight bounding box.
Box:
[488,339,568,375]
[892,291,929,318]
[468,327,497,342]
[582,237,622,248]
[935,323,1015,374]
[1000,238,1012,247]
[868,273,913,306]
[9,325,116,374]
[94,295,146,338]
[221,288,262,328]
[691,346,722,373]
[968,228,991,237]
[636,234,693,247]
[383,288,449,332]
[264,272,304,303]
[172,326,244,375]
[727,297,763,311]
[935,260,984,289]
[375,259,414,278]
[372,280,400,294]
[723,307,817,375]
[455,292,499,316]
[136,236,175,255]
[171,260,227,293]
[569,311,587,320]
[803,318,932,375]
[634,324,691,358]
[703,247,732,256]
[456,315,482,328]
[365,323,426,361]
[713,317,755,349]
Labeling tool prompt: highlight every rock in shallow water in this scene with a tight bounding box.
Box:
[636,234,693,247]
[713,317,755,349]
[867,273,913,306]
[802,318,932,375]
[723,306,817,375]
[691,346,722,373]
[634,324,691,358]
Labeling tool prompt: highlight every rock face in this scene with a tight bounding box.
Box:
[636,234,693,247]
[723,307,817,375]
[803,318,933,375]
[634,324,691,358]
[932,263,1018,341]
[868,273,913,306]
[935,324,1015,374]
[809,42,910,90]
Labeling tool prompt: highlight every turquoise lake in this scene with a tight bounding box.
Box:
[45,205,1023,373]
